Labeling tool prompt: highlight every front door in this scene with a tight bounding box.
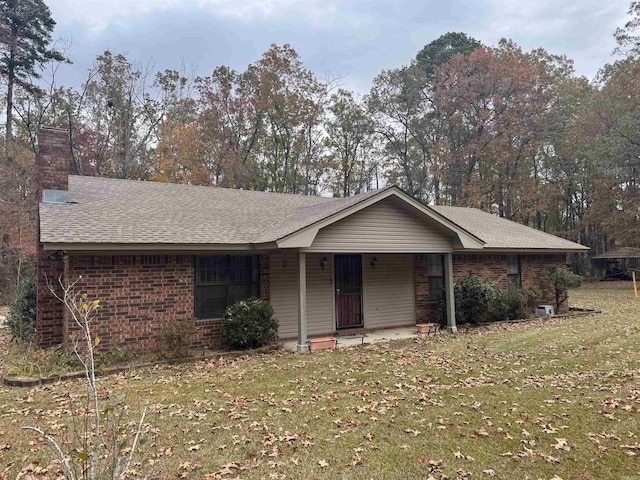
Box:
[335,254,363,329]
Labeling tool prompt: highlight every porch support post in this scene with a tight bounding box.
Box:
[296,251,309,353]
[444,252,457,333]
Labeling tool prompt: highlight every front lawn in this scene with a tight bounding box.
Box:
[1,288,639,479]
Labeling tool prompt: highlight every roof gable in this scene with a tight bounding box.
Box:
[267,186,484,250]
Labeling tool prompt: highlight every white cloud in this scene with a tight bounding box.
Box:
[48,0,338,31]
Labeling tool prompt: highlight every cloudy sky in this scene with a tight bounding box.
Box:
[46,0,632,93]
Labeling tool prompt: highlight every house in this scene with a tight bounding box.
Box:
[35,127,589,352]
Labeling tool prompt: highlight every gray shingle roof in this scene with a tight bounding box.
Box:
[430,206,588,251]
[40,176,330,245]
[591,246,640,259]
[39,176,587,252]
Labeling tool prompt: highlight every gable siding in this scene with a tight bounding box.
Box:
[306,197,454,253]
[363,254,415,328]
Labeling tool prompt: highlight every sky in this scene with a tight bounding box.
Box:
[46,0,633,93]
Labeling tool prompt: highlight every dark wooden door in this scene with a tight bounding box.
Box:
[335,254,363,329]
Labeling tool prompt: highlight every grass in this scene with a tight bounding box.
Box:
[0,287,639,479]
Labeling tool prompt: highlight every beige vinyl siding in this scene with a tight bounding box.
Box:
[306,197,454,253]
[363,254,415,328]
[269,250,299,338]
[305,253,335,335]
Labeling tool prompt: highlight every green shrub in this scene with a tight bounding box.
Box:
[223,298,278,350]
[7,264,37,341]
[493,286,542,320]
[160,318,196,358]
[546,267,583,312]
[454,275,499,324]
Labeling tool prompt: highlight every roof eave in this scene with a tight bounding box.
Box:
[41,242,278,253]
[453,246,590,254]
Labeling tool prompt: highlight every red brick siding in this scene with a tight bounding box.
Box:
[453,254,510,288]
[36,128,78,347]
[62,255,221,351]
[36,253,66,346]
[414,255,440,323]
[57,253,273,352]
[414,253,571,323]
[521,254,569,313]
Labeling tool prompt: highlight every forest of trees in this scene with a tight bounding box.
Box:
[1,1,639,302]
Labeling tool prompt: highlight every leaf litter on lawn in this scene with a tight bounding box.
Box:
[0,288,639,479]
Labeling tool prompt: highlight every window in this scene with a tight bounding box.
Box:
[195,255,259,319]
[427,254,445,302]
[507,255,521,288]
[141,255,161,265]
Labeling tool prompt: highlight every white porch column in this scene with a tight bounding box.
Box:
[444,252,457,333]
[296,251,309,352]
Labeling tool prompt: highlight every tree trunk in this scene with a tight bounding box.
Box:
[5,54,15,151]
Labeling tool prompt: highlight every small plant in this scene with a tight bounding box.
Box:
[546,266,584,312]
[23,277,148,480]
[7,264,36,341]
[223,298,278,350]
[161,318,196,358]
[454,275,499,324]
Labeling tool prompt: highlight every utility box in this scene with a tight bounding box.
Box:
[535,305,555,317]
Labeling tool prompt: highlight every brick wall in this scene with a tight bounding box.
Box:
[60,253,274,353]
[414,255,438,323]
[36,127,78,347]
[521,253,569,313]
[414,252,570,323]
[63,255,207,351]
[453,254,510,288]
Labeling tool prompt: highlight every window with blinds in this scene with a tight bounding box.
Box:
[194,255,259,319]
[506,255,521,288]
[427,254,445,302]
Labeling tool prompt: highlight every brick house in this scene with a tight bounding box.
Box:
[36,127,588,352]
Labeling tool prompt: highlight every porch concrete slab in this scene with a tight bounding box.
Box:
[282,326,422,352]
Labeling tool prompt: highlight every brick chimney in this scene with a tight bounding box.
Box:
[36,127,77,347]
[36,127,77,197]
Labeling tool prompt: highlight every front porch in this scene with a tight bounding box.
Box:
[270,251,458,353]
[281,325,437,352]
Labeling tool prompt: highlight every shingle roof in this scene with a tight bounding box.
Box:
[39,176,587,252]
[591,246,640,259]
[40,176,330,245]
[430,206,588,251]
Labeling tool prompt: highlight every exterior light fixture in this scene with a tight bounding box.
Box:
[320,257,329,271]
[370,256,378,269]
[48,250,68,261]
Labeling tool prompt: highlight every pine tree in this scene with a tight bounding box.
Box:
[0,0,67,149]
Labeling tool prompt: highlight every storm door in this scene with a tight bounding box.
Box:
[335,254,363,329]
